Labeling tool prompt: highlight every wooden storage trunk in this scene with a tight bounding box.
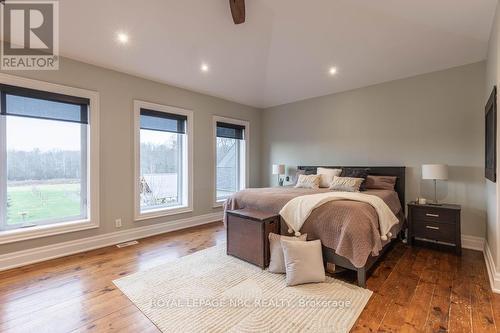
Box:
[226,209,280,268]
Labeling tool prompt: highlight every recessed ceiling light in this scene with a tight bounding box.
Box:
[329,67,338,75]
[116,32,129,44]
[201,63,209,72]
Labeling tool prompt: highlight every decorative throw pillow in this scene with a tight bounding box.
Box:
[281,239,326,286]
[268,233,307,274]
[340,168,370,191]
[329,176,364,192]
[292,169,317,185]
[316,167,342,188]
[292,169,306,185]
[294,174,320,189]
[365,175,397,190]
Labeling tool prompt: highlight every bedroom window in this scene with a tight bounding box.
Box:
[0,79,100,244]
[214,117,249,204]
[134,101,193,220]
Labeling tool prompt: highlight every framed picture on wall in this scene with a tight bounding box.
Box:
[486,86,497,182]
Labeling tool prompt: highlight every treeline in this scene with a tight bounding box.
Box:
[8,143,180,181]
[8,149,81,181]
[140,143,179,174]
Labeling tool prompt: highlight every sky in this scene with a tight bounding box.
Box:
[5,117,179,152]
[6,116,82,151]
[141,129,178,146]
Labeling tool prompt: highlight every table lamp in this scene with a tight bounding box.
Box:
[422,164,448,205]
[272,164,285,186]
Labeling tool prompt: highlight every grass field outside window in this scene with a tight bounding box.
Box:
[6,180,82,226]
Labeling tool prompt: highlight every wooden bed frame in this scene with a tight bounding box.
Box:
[289,166,406,288]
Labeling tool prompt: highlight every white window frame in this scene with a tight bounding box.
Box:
[0,73,100,245]
[134,100,193,221]
[213,116,249,207]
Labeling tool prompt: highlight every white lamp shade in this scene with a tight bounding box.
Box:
[272,164,285,175]
[422,164,448,180]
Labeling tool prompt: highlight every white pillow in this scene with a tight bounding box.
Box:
[317,167,342,188]
[281,239,326,286]
[268,233,307,274]
[329,176,363,192]
[294,174,320,189]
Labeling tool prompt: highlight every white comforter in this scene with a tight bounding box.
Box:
[279,191,399,240]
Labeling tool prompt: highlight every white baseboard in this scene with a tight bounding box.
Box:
[0,212,223,272]
[409,233,499,293]
[458,235,500,294]
[1,224,494,289]
[412,234,499,294]
[461,234,485,251]
[484,242,500,294]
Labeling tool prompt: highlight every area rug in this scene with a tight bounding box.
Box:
[113,244,372,333]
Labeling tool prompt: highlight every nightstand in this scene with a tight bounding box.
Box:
[407,202,461,255]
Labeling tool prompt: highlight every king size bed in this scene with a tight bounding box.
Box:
[224,166,406,287]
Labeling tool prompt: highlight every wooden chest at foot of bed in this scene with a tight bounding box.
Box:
[226,209,280,268]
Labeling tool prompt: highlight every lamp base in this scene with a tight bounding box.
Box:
[429,179,443,206]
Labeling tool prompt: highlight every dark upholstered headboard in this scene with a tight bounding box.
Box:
[297,166,406,212]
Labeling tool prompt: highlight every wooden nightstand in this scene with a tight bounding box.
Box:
[407,202,461,255]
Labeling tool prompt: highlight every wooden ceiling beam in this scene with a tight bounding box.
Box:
[229,0,245,24]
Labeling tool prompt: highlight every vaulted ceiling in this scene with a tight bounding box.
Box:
[59,0,497,108]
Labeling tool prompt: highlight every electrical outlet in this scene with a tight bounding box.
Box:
[115,218,122,228]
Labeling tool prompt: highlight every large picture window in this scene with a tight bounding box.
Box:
[0,79,99,243]
[134,101,193,220]
[214,117,248,204]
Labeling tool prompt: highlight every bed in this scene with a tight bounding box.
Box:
[224,166,406,287]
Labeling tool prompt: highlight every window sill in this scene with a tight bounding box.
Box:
[0,219,99,245]
[135,206,193,222]
[213,200,226,208]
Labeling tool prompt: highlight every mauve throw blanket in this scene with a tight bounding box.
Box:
[224,187,403,268]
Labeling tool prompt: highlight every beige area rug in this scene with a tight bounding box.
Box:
[113,244,372,333]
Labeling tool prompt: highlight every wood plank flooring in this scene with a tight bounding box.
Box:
[0,222,498,333]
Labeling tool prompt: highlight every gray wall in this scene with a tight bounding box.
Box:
[262,62,486,238]
[0,55,488,255]
[486,2,500,268]
[0,57,262,254]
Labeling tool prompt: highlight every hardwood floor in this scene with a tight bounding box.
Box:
[0,222,498,333]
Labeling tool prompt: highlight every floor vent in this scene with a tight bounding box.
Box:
[116,240,139,248]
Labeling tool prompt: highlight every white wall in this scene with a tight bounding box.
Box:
[485,0,500,288]
[262,62,486,238]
